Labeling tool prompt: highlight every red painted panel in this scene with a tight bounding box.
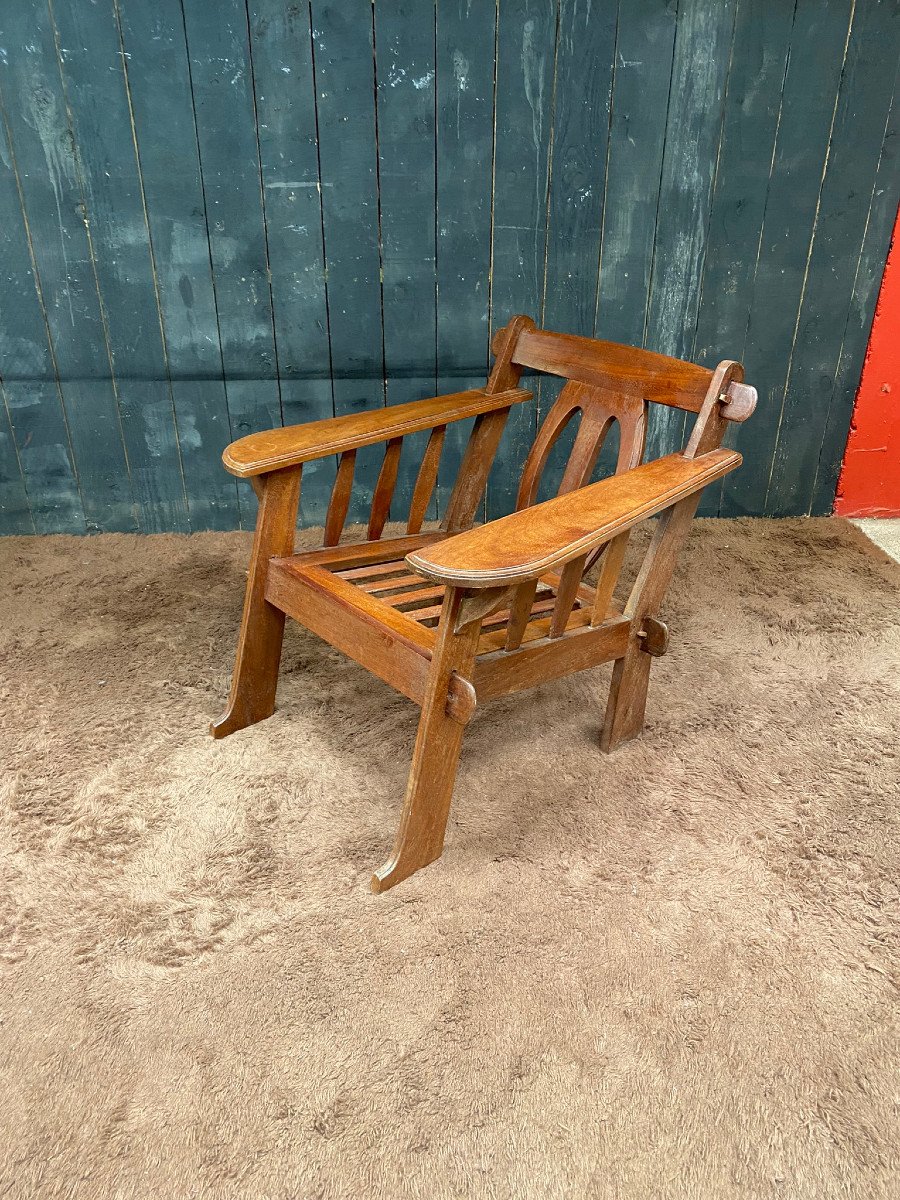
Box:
[835,206,900,516]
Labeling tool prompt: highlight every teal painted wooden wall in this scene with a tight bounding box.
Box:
[1,0,898,534]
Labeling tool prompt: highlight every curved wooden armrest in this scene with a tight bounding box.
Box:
[221,387,531,478]
[406,448,741,589]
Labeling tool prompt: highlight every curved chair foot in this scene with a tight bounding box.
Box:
[371,849,442,894]
[209,702,275,740]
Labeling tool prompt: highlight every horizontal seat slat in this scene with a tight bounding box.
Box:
[289,532,444,573]
[361,573,434,596]
[337,560,410,582]
[384,586,446,611]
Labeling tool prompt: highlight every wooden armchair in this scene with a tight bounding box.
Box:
[211,316,757,891]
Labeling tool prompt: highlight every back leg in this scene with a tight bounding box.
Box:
[600,495,700,753]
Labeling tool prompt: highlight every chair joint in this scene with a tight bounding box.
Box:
[637,617,669,657]
[446,672,477,725]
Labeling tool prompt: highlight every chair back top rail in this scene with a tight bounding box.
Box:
[493,323,755,421]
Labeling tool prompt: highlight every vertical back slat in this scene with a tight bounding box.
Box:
[556,410,613,495]
[367,437,403,540]
[591,531,630,626]
[324,449,356,546]
[407,425,446,535]
[516,402,580,510]
[441,408,514,533]
[504,581,539,652]
[549,555,587,639]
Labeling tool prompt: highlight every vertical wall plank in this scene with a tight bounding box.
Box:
[488,0,559,519]
[181,0,282,528]
[766,0,900,515]
[0,388,34,534]
[1,0,136,532]
[435,0,497,516]
[374,0,438,517]
[0,101,83,533]
[643,0,737,460]
[51,0,190,533]
[812,75,900,514]
[116,0,239,532]
[248,0,335,526]
[722,0,856,517]
[540,0,617,494]
[542,0,616,338]
[691,0,794,515]
[595,0,677,347]
[311,0,385,523]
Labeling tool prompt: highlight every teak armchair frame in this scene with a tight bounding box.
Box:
[211,316,757,891]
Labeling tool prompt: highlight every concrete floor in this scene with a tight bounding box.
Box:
[852,518,900,564]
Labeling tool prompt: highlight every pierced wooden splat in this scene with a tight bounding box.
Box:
[515,379,647,512]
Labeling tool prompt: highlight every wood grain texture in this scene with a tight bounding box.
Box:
[812,62,900,515]
[210,466,301,738]
[0,389,33,534]
[407,424,446,534]
[367,437,403,540]
[372,585,483,893]
[265,559,434,704]
[212,325,753,889]
[721,0,856,517]
[0,85,84,533]
[594,0,677,348]
[601,492,700,752]
[374,0,437,517]
[323,450,356,547]
[643,0,737,460]
[311,0,384,523]
[766,0,900,516]
[692,0,795,516]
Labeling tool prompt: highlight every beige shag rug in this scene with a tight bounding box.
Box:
[1,518,898,1199]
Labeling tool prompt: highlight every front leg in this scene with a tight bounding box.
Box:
[211,467,302,738]
[372,587,483,892]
